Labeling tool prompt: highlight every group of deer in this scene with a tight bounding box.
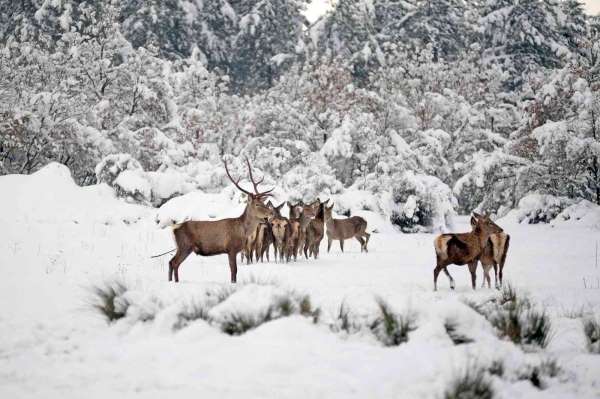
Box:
[241,197,370,265]
[168,159,370,283]
[433,213,510,291]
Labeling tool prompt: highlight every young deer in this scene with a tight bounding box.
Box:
[323,203,370,253]
[285,219,301,262]
[270,216,289,262]
[433,213,503,291]
[168,159,273,283]
[306,199,328,259]
[479,230,510,289]
[297,200,320,259]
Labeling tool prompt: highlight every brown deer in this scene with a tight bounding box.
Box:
[297,200,320,259]
[306,199,329,259]
[323,203,370,253]
[433,213,503,291]
[168,159,274,283]
[478,230,510,289]
[256,201,284,262]
[270,216,289,262]
[285,219,301,262]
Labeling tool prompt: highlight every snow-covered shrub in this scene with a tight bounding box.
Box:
[443,366,493,399]
[95,153,143,187]
[282,154,344,202]
[505,194,575,224]
[583,319,600,354]
[479,285,552,349]
[387,171,456,233]
[551,200,600,230]
[90,280,130,323]
[369,298,416,347]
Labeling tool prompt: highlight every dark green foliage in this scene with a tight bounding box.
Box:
[173,300,210,330]
[445,319,474,345]
[487,360,504,377]
[370,298,416,346]
[516,359,561,390]
[583,318,600,353]
[91,281,130,322]
[444,365,494,399]
[471,285,552,349]
[220,310,274,336]
[335,301,357,334]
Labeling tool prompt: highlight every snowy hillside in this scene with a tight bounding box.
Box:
[1,163,599,398]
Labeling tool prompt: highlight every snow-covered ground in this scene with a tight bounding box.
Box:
[1,164,599,398]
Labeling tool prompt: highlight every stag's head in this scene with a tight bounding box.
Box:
[224,158,274,222]
[471,212,503,235]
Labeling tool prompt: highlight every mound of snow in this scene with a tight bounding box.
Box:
[154,188,244,228]
[551,200,600,230]
[502,194,575,225]
[0,162,148,224]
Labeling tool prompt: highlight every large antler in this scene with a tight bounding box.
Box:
[223,159,253,197]
[245,157,274,197]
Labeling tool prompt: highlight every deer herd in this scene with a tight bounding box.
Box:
[167,158,509,291]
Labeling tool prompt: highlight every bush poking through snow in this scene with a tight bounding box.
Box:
[218,292,320,336]
[173,300,211,331]
[443,365,493,399]
[444,319,474,345]
[583,318,600,353]
[516,359,562,390]
[481,285,552,348]
[90,281,130,322]
[370,298,416,346]
[334,301,358,334]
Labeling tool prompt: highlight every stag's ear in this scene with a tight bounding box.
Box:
[470,216,478,227]
[473,212,481,219]
[276,202,284,211]
[323,199,330,205]
[328,203,334,210]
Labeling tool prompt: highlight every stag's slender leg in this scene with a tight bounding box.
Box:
[442,267,455,289]
[303,241,310,259]
[355,236,365,252]
[363,232,370,252]
[170,247,192,283]
[327,237,332,253]
[339,239,344,252]
[498,264,503,288]
[493,263,500,289]
[468,261,477,290]
[433,265,443,291]
[228,251,238,283]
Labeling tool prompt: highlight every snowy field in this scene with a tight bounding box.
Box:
[1,164,599,399]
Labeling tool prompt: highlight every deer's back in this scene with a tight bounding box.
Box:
[328,216,367,239]
[435,233,480,265]
[175,218,243,255]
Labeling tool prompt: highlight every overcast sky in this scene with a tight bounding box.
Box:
[305,0,600,23]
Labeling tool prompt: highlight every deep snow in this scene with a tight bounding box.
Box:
[1,164,599,398]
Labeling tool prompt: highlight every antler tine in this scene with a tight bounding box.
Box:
[245,157,272,195]
[223,159,253,197]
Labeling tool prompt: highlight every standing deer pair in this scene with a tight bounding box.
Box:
[433,213,509,291]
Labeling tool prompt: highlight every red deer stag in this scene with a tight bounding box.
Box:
[323,203,370,253]
[433,213,503,291]
[306,199,329,259]
[168,159,273,283]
